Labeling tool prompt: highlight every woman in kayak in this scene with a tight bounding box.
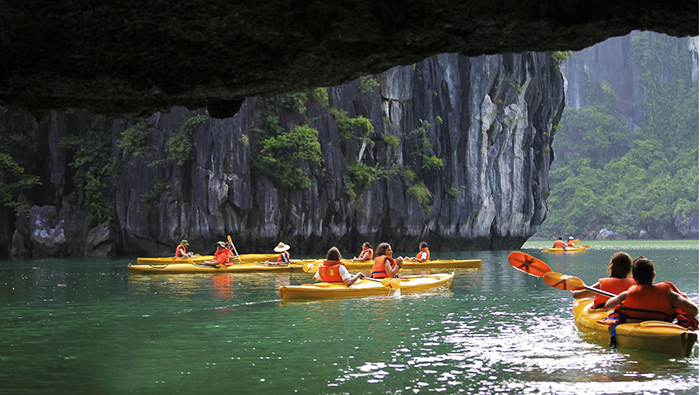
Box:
[265,242,291,265]
[403,241,430,262]
[605,257,699,321]
[571,251,635,308]
[313,247,365,286]
[371,242,403,279]
[352,242,374,261]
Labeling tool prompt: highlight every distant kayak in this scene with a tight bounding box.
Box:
[541,246,590,253]
[279,273,454,300]
[128,259,317,274]
[136,253,279,265]
[573,298,697,357]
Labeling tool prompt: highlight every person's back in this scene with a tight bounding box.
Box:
[552,237,566,249]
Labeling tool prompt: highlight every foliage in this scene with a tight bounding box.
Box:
[551,51,572,66]
[141,180,171,202]
[410,120,443,170]
[359,76,380,94]
[252,123,324,189]
[280,92,309,115]
[311,88,329,106]
[407,182,433,214]
[167,113,207,166]
[59,115,119,225]
[118,120,149,157]
[383,134,400,149]
[347,161,390,190]
[542,34,698,238]
[330,108,374,141]
[447,186,466,199]
[0,153,40,216]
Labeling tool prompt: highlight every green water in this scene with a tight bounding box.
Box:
[0,240,697,394]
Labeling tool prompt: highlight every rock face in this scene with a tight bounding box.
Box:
[5,52,564,257]
[0,1,695,119]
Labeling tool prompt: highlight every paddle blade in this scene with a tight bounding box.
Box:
[543,272,586,291]
[508,252,552,277]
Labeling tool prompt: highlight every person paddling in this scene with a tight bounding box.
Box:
[204,241,232,268]
[313,247,365,286]
[265,242,291,265]
[552,237,566,250]
[352,242,374,261]
[605,256,698,322]
[404,241,430,262]
[370,242,403,279]
[175,239,194,258]
[566,236,578,248]
[571,252,635,308]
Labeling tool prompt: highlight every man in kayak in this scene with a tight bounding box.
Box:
[552,237,567,250]
[371,242,403,278]
[403,241,430,262]
[313,247,365,286]
[265,242,291,265]
[204,241,232,268]
[605,256,698,321]
[175,239,194,258]
[352,242,374,261]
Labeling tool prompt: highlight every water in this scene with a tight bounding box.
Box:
[0,240,697,394]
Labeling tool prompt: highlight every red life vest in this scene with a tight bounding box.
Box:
[553,240,566,249]
[371,255,395,278]
[175,244,188,258]
[566,241,575,247]
[593,277,636,307]
[415,248,430,261]
[277,251,290,263]
[359,248,374,261]
[214,248,232,266]
[318,260,344,283]
[621,283,676,321]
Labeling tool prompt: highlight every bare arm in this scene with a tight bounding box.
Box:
[605,291,628,308]
[572,281,600,299]
[670,291,699,317]
[344,272,365,287]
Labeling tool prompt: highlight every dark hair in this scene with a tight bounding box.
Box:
[609,252,632,278]
[419,241,428,249]
[375,242,391,257]
[326,246,342,261]
[632,256,655,284]
[558,237,563,240]
[362,242,373,250]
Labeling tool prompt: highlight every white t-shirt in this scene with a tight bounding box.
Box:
[417,251,428,260]
[313,265,351,281]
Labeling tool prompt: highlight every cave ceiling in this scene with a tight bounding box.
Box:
[0,1,697,119]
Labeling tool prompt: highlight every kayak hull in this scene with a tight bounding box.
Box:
[279,273,454,300]
[128,260,316,274]
[136,253,279,265]
[312,259,481,270]
[542,246,589,253]
[573,298,697,357]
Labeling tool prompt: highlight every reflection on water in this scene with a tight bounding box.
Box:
[0,246,697,394]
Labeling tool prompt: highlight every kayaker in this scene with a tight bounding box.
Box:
[370,242,403,279]
[566,236,578,248]
[571,251,635,308]
[204,241,232,267]
[175,239,194,258]
[352,242,374,261]
[604,256,699,321]
[265,242,291,265]
[552,237,566,249]
[404,241,430,262]
[313,247,365,286]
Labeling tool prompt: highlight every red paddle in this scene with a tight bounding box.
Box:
[507,252,552,277]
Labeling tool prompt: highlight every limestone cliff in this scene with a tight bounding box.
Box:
[5,52,564,257]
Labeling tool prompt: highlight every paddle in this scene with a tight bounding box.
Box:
[364,277,400,288]
[570,239,580,243]
[507,252,552,277]
[542,272,617,298]
[227,235,242,263]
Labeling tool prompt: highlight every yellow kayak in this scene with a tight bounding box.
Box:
[308,258,481,270]
[128,259,317,274]
[573,298,697,357]
[542,246,590,253]
[136,253,278,265]
[279,272,454,300]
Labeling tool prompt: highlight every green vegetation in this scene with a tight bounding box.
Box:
[280,92,310,115]
[118,120,149,157]
[59,115,119,225]
[311,88,329,106]
[330,108,374,142]
[141,180,171,203]
[541,33,698,238]
[447,186,466,199]
[407,182,433,213]
[347,161,394,190]
[0,108,41,217]
[167,113,207,166]
[551,51,572,66]
[359,76,380,94]
[383,134,400,149]
[410,120,443,170]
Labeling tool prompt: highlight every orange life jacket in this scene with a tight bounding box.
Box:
[415,248,430,261]
[318,260,344,283]
[620,283,676,321]
[593,277,636,308]
[553,240,566,249]
[359,248,374,261]
[175,244,188,258]
[371,255,395,279]
[566,241,575,247]
[214,248,232,266]
[277,251,290,263]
